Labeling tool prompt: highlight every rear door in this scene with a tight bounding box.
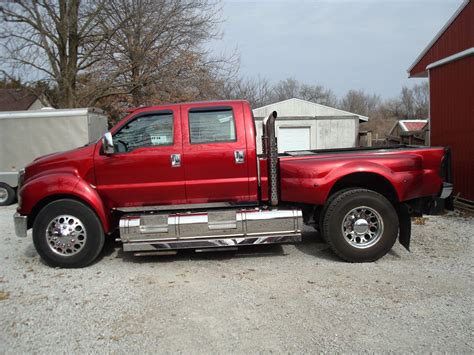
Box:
[181,103,251,204]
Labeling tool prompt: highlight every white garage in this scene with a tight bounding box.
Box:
[253,98,368,154]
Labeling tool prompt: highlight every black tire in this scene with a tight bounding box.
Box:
[0,183,16,206]
[318,188,354,241]
[322,189,398,262]
[33,199,105,268]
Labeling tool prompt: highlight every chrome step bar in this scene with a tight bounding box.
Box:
[119,208,303,253]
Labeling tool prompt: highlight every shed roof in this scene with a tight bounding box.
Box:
[392,120,428,133]
[408,0,473,77]
[0,88,40,111]
[252,98,368,122]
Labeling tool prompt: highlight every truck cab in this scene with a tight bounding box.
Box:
[14,100,453,268]
[95,101,259,209]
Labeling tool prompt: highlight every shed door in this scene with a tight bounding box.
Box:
[278,127,311,152]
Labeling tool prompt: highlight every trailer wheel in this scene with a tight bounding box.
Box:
[33,199,105,268]
[322,188,398,262]
[0,183,16,206]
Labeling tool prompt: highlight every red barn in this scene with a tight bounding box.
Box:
[408,0,474,203]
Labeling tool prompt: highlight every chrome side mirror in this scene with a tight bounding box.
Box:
[102,132,115,155]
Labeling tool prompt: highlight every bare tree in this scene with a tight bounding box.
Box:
[273,78,300,102]
[411,81,429,118]
[0,0,115,108]
[82,0,237,108]
[271,77,337,106]
[385,82,429,119]
[299,83,337,106]
[339,89,381,116]
[216,76,272,107]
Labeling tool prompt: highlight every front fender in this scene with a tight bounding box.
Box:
[20,173,111,234]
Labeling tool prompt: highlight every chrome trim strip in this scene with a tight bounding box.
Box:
[115,201,258,213]
[122,234,302,252]
[13,213,27,238]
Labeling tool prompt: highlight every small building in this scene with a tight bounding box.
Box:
[408,0,473,202]
[0,88,48,111]
[387,120,428,145]
[252,98,368,153]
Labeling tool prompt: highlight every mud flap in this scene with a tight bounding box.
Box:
[397,204,411,251]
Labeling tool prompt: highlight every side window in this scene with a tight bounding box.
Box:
[189,108,236,144]
[113,112,173,152]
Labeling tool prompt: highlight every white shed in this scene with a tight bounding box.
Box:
[252,98,368,153]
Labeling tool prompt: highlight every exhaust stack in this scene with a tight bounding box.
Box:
[262,111,279,206]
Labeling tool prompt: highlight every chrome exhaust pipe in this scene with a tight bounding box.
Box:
[262,111,279,206]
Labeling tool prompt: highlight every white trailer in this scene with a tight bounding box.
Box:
[0,108,108,205]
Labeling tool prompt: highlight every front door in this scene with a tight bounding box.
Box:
[180,103,251,204]
[94,107,186,209]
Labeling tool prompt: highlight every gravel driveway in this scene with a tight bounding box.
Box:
[0,204,472,353]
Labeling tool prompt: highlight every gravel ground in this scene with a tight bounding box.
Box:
[0,204,472,353]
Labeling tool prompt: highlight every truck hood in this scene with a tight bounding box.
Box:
[24,144,97,184]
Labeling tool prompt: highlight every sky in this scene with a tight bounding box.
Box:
[210,0,464,99]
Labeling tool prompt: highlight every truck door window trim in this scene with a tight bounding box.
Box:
[188,107,237,144]
[112,111,175,152]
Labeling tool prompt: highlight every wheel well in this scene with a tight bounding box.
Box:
[27,194,93,229]
[329,173,399,204]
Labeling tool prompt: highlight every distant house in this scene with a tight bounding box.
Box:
[387,119,428,145]
[0,88,48,111]
[408,0,473,202]
[252,98,368,153]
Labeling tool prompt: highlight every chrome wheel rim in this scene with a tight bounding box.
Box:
[0,187,8,203]
[341,206,384,249]
[46,215,87,256]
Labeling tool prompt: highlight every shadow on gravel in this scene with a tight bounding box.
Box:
[116,243,288,264]
[24,243,37,258]
[103,227,344,264]
[294,229,341,262]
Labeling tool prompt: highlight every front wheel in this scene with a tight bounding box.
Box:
[322,189,399,262]
[33,199,105,268]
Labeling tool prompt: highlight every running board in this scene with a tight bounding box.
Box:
[124,234,302,252]
[119,208,303,253]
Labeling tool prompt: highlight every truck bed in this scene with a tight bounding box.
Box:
[279,144,437,157]
[265,144,446,206]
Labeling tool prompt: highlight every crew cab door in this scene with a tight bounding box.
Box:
[94,107,186,208]
[181,103,252,204]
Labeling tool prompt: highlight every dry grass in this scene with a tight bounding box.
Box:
[0,291,10,301]
[413,217,428,225]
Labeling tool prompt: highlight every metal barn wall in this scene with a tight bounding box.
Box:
[411,1,473,76]
[429,55,474,201]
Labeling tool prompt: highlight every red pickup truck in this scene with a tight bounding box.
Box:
[14,100,453,268]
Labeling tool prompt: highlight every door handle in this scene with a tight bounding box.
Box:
[234,150,245,164]
[171,154,181,167]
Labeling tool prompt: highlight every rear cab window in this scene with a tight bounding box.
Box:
[188,107,236,144]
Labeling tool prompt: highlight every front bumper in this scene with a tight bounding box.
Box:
[14,213,27,238]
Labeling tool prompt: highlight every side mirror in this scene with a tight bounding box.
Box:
[102,132,115,155]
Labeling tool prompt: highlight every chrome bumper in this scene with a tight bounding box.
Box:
[13,212,27,238]
[440,182,453,199]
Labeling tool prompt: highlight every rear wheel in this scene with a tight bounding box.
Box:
[322,189,398,262]
[33,199,105,268]
[0,183,16,206]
